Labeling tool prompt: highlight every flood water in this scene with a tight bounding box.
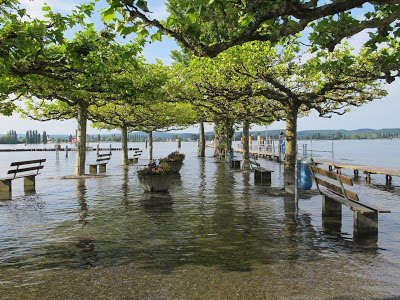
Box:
[0,141,399,299]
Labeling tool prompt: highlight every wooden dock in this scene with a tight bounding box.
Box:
[233,144,399,185]
[313,159,400,184]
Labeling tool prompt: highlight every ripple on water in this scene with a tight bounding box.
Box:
[0,142,400,298]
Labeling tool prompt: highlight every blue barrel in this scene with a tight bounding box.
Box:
[299,157,314,190]
[227,151,234,163]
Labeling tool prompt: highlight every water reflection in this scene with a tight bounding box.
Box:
[74,178,98,267]
[121,166,129,206]
[75,179,88,226]
[0,151,396,287]
[140,192,174,217]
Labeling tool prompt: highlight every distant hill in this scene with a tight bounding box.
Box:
[2,128,400,141]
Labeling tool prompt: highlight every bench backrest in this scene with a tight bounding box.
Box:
[309,165,359,202]
[8,159,46,178]
[96,152,112,162]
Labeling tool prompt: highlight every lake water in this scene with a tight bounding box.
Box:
[0,140,399,299]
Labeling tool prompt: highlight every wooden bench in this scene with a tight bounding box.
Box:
[0,159,46,197]
[89,152,111,174]
[310,165,390,235]
[249,157,273,183]
[128,150,143,164]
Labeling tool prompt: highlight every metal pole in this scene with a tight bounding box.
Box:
[332,136,334,166]
[310,138,313,158]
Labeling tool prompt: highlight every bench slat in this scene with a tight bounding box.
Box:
[96,158,111,162]
[310,165,353,186]
[321,189,374,214]
[10,159,46,166]
[314,177,359,202]
[8,165,44,175]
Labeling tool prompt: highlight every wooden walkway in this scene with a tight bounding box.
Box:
[233,145,399,185]
[313,159,400,184]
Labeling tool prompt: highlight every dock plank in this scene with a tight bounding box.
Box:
[313,159,400,178]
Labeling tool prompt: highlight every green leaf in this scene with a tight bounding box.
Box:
[151,31,162,42]
[100,7,116,23]
[136,0,149,12]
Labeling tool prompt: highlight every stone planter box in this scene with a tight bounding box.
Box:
[163,160,183,173]
[138,173,173,192]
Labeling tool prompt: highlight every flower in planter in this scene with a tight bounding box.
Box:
[159,151,186,163]
[137,162,171,175]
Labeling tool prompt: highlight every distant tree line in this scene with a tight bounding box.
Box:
[0,130,49,144]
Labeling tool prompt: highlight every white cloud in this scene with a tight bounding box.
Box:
[20,0,77,19]
[146,2,169,20]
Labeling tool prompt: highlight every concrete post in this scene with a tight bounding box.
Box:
[354,212,378,235]
[23,175,36,192]
[322,195,342,218]
[0,180,12,193]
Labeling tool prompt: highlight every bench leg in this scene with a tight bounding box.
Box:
[99,164,107,173]
[24,175,36,192]
[231,160,240,169]
[254,171,271,183]
[89,165,98,175]
[0,180,12,200]
[322,195,342,218]
[354,212,378,236]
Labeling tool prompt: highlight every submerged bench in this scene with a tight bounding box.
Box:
[249,157,273,183]
[128,150,143,164]
[89,152,111,174]
[310,165,390,235]
[0,159,46,197]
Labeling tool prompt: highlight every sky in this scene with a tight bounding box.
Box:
[0,0,399,135]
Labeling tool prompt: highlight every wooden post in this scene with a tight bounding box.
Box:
[365,172,371,183]
[177,139,181,148]
[23,175,36,192]
[257,135,262,155]
[96,144,99,156]
[109,144,112,153]
[66,145,69,158]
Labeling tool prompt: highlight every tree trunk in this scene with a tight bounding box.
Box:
[121,125,128,166]
[242,119,250,170]
[74,102,88,176]
[223,120,232,161]
[198,122,205,157]
[148,131,153,161]
[284,103,299,193]
[213,123,223,159]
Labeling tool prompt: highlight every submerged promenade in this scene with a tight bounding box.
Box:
[0,141,399,299]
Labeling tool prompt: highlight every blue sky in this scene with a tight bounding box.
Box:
[0,0,399,134]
